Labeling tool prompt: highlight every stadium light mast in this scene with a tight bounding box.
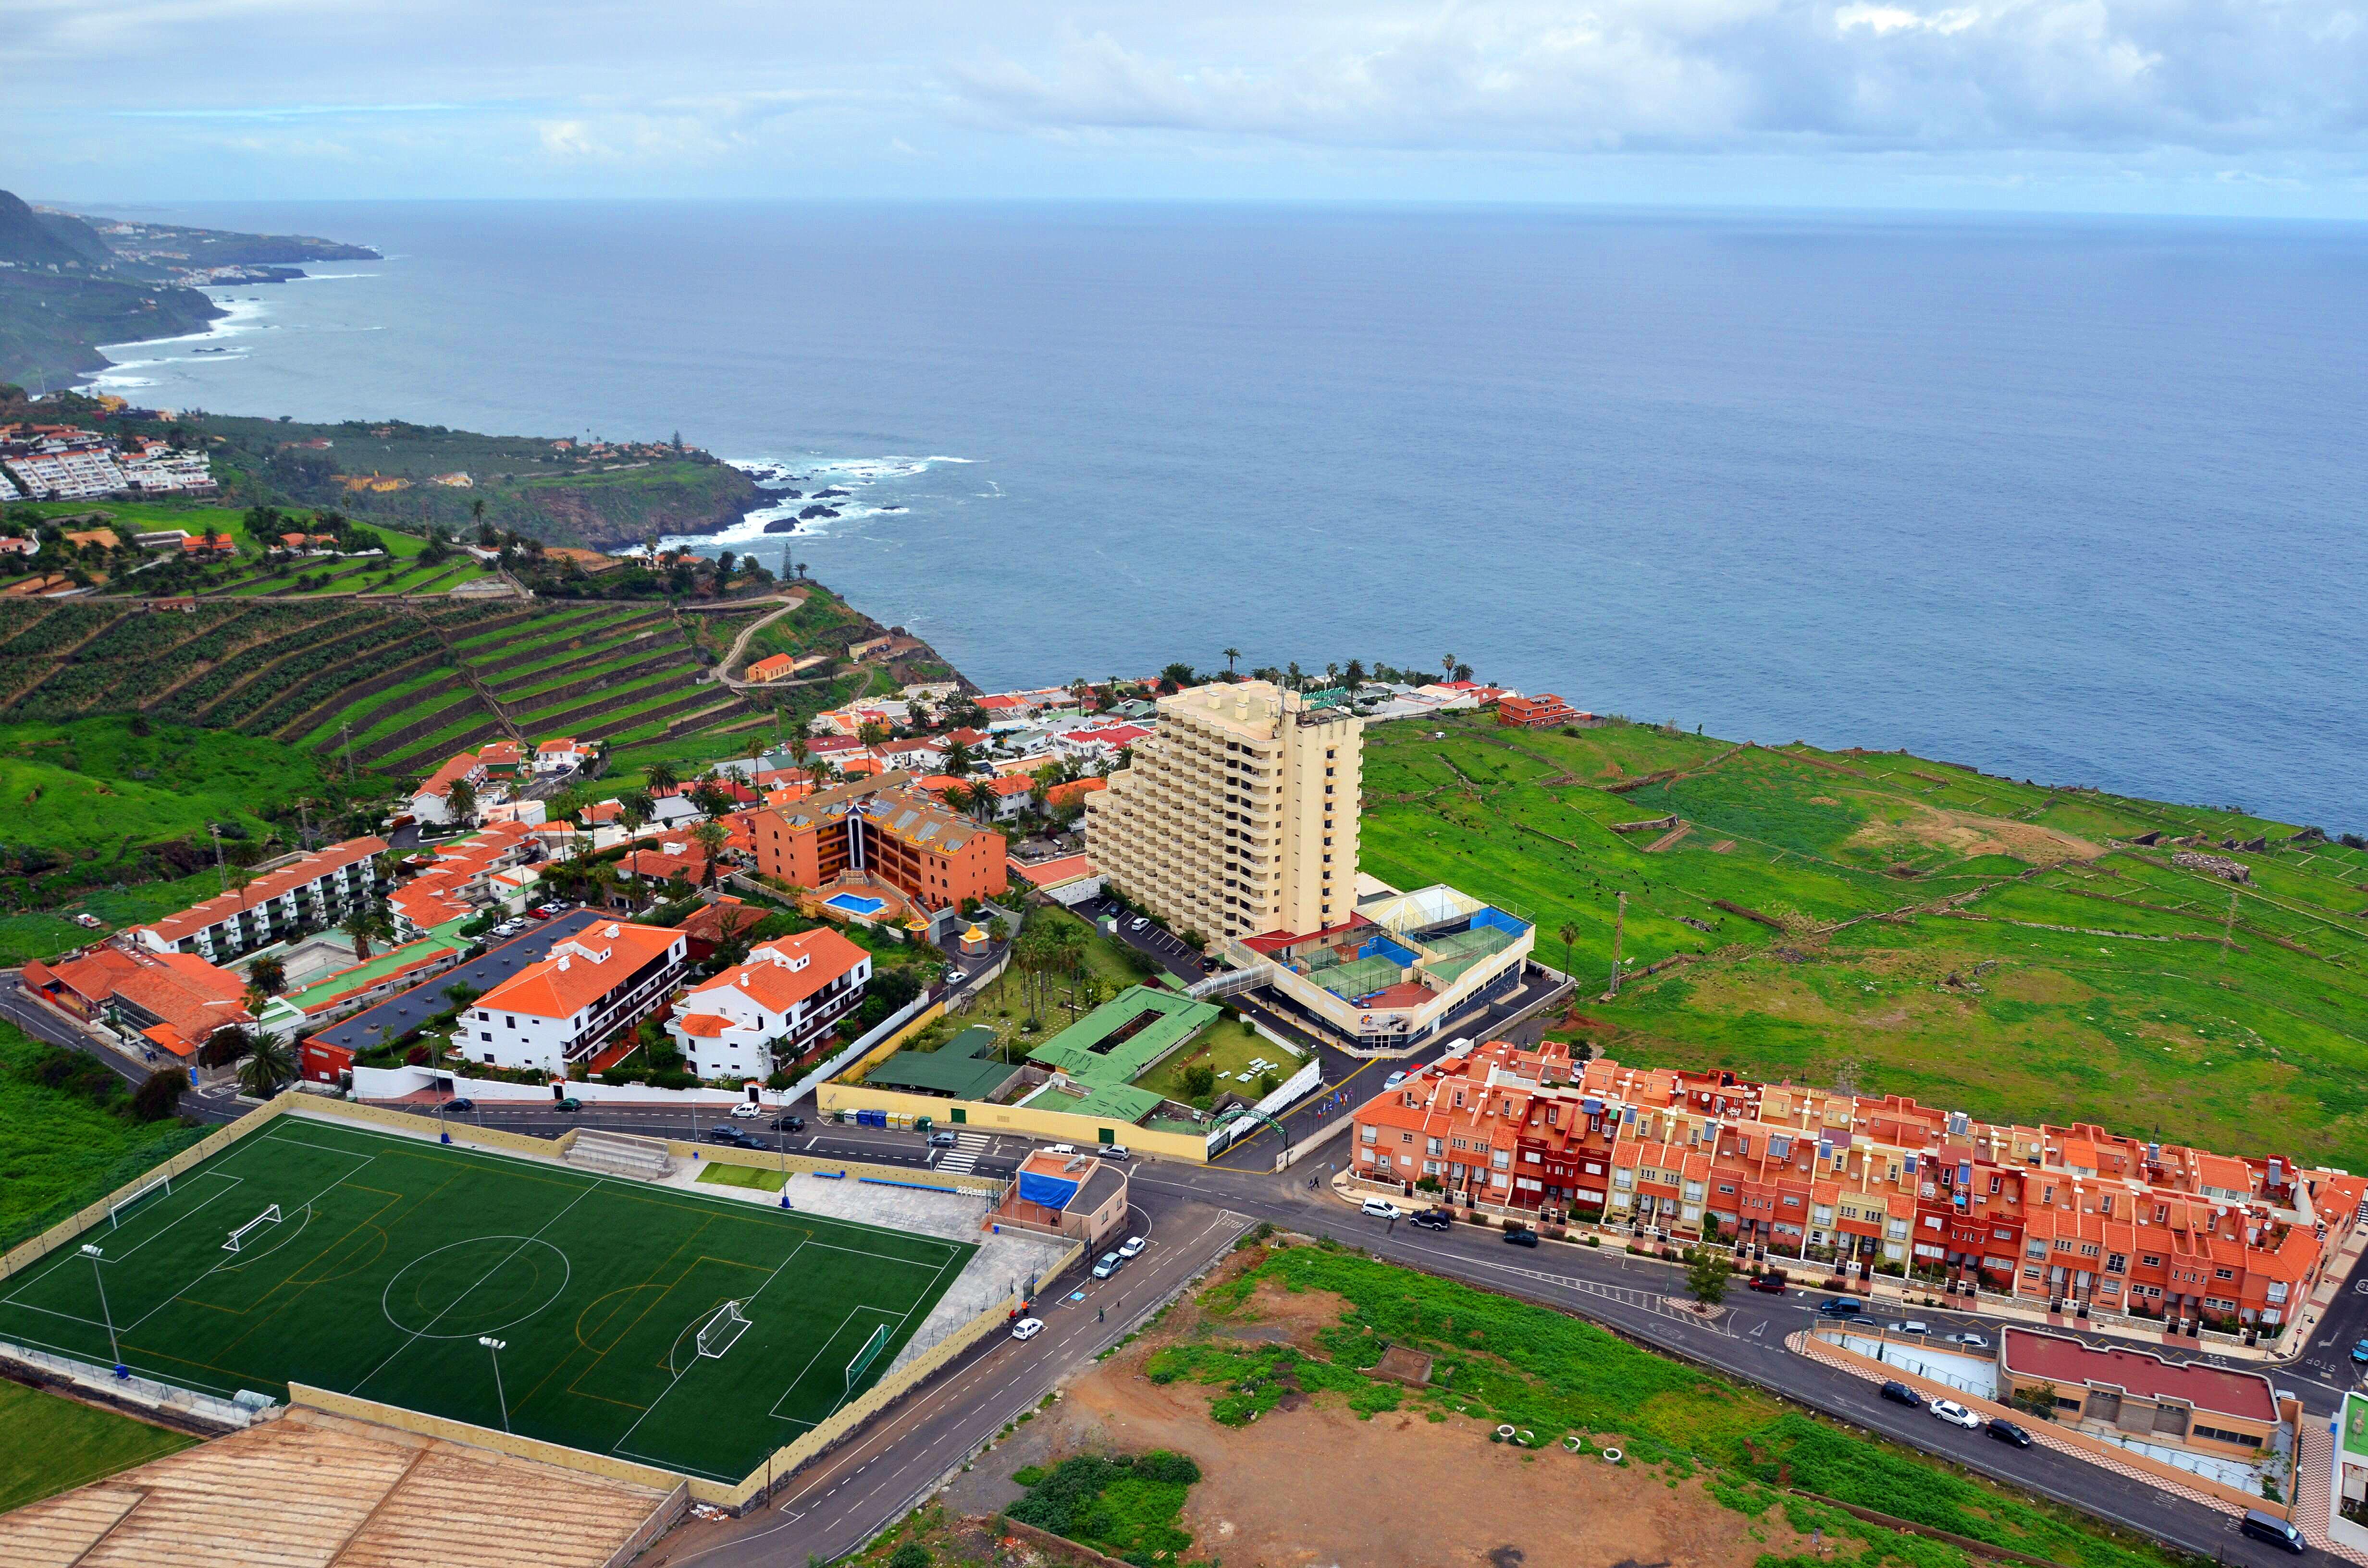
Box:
[479,1336,509,1431]
[80,1245,121,1370]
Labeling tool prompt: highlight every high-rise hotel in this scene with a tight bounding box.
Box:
[1085,681,1362,942]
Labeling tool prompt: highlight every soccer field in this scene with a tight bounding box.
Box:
[0,1117,977,1483]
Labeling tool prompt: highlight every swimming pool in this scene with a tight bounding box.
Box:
[825,892,888,916]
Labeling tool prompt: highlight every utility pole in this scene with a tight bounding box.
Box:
[2221,888,2239,957]
[1606,892,1626,998]
[340,720,357,782]
[209,822,228,898]
[296,798,313,853]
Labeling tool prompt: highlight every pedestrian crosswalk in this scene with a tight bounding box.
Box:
[934,1132,990,1175]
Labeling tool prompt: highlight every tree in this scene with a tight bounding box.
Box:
[857,720,889,748]
[132,1066,190,1121]
[1558,921,1579,977]
[1159,662,1196,691]
[247,955,287,994]
[1344,658,1366,691]
[239,1033,296,1098]
[1684,1245,1732,1307]
[243,982,272,1021]
[446,776,479,826]
[617,791,652,839]
[2010,1381,2060,1421]
[1182,1064,1216,1099]
[1221,647,1241,675]
[1442,653,1457,680]
[646,761,681,795]
[691,820,729,886]
[342,898,391,961]
[198,1023,253,1071]
[944,738,974,777]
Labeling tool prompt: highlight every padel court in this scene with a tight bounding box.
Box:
[0,1117,975,1482]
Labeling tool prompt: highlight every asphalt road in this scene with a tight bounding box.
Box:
[0,976,244,1124]
[452,1106,2368,1567]
[655,1198,1252,1568]
[314,906,608,1054]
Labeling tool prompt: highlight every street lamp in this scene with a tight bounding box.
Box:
[479,1336,509,1431]
[80,1244,122,1371]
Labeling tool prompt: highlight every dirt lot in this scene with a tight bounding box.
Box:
[949,1275,1807,1568]
[1849,804,2105,867]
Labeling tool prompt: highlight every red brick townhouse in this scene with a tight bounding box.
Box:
[1354,1042,2364,1338]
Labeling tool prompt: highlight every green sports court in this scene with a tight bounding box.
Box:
[0,1117,976,1483]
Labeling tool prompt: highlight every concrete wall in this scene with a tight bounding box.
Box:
[816,1080,1211,1164]
[290,1381,687,1492]
[291,1095,586,1160]
[683,1138,1002,1197]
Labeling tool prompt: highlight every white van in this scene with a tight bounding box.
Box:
[1360,1199,1401,1220]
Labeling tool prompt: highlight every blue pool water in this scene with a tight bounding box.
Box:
[826,893,888,916]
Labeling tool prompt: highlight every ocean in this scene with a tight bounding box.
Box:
[82,201,2368,830]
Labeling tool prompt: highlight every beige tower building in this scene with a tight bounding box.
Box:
[1086,680,1362,943]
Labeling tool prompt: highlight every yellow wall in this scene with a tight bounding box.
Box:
[816,1081,1210,1163]
[679,1138,1002,1196]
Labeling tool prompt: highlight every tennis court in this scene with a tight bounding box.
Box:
[0,1117,975,1483]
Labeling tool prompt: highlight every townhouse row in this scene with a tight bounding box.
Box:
[1355,1039,2364,1334]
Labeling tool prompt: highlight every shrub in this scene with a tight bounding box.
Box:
[130,1066,189,1121]
[888,1546,929,1568]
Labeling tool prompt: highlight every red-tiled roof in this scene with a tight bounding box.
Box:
[474,922,680,1020]
[138,838,386,945]
[114,954,250,1055]
[679,928,867,1015]
[2001,1329,2275,1423]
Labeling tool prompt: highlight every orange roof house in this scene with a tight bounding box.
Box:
[461,921,688,1073]
[745,653,797,683]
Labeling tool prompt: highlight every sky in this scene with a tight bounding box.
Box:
[9,0,2368,217]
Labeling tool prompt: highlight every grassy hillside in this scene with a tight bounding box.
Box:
[0,1019,210,1250]
[0,1381,195,1513]
[1361,711,2368,1169]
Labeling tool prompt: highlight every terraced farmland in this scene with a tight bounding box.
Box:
[0,598,752,781]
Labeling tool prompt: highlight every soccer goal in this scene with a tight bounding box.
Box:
[696,1299,752,1360]
[843,1322,892,1397]
[222,1205,282,1252]
[107,1174,172,1230]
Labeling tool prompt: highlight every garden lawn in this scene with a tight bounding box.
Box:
[1135,1016,1290,1108]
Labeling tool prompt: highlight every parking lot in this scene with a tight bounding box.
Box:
[313,906,606,1054]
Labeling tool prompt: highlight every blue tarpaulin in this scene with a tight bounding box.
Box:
[1018,1171,1080,1211]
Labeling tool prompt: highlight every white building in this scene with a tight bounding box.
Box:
[463,921,688,1073]
[129,837,387,962]
[534,738,595,775]
[664,928,872,1081]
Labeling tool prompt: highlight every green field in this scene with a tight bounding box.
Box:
[0,1117,974,1483]
[0,1019,211,1251]
[0,1379,196,1512]
[1361,711,2368,1169]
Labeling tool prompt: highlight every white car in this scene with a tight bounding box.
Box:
[1361,1199,1401,1220]
[1384,1071,1408,1088]
[1897,1320,1930,1336]
[1011,1317,1044,1341]
[1930,1399,1981,1430]
[1118,1236,1146,1258]
[1945,1331,1991,1350]
[1045,1143,1077,1156]
[729,1103,764,1119]
[1129,917,1148,931]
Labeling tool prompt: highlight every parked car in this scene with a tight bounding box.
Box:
[1092,1252,1124,1279]
[2351,1338,2368,1365]
[526,906,554,921]
[771,1114,805,1132]
[1818,1297,1865,1318]
[1986,1419,2034,1448]
[1118,1236,1147,1258]
[1878,1381,1924,1409]
[709,1126,743,1142]
[1045,1143,1078,1156]
[1502,1227,1540,1249]
[1097,1145,1130,1161]
[1747,1274,1788,1294]
[1410,1210,1453,1232]
[1360,1199,1401,1220]
[2239,1511,2306,1555]
[929,1132,958,1147]
[1384,1070,1408,1088]
[1944,1331,1991,1349]
[554,1097,582,1112]
[730,1103,764,1120]
[1129,917,1148,931]
[443,1097,475,1114]
[1897,1320,1931,1336]
[1930,1399,1981,1430]
[1010,1317,1045,1342]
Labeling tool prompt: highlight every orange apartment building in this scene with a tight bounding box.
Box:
[1354,1041,2363,1343]
[749,772,1007,912]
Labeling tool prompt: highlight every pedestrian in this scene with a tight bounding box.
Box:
[1097,1307,1104,1323]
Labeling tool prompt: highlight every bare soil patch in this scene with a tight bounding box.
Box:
[1850,806,2105,867]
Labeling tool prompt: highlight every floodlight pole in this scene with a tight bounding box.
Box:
[480,1336,509,1431]
[81,1245,122,1369]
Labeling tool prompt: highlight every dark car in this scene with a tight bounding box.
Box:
[1986,1419,2033,1448]
[1502,1226,1540,1248]
[443,1097,475,1114]
[1818,1297,1866,1318]
[1409,1211,1452,1232]
[2240,1510,2306,1555]
[709,1125,742,1142]
[1747,1274,1787,1294]
[1878,1381,1924,1409]
[771,1114,805,1132]
[554,1097,582,1112]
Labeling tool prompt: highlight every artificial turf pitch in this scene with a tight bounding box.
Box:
[0,1117,975,1483]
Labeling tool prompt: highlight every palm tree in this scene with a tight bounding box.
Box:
[691,820,729,886]
[1442,654,1457,680]
[342,899,391,962]
[247,955,287,994]
[1222,647,1241,675]
[944,738,974,777]
[447,776,478,826]
[646,761,680,795]
[617,794,650,840]
[238,1033,296,1098]
[1558,921,1579,978]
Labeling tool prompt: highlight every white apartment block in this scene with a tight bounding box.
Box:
[1086,680,1362,943]
[130,837,388,962]
[665,929,871,1081]
[465,921,688,1074]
